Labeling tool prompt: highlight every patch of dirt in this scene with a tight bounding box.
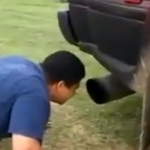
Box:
[43,103,134,150]
[0,103,135,150]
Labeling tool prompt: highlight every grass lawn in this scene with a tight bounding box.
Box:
[0,0,143,149]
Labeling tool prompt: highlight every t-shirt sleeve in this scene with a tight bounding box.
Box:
[8,77,50,140]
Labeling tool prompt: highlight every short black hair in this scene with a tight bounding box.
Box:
[41,50,85,87]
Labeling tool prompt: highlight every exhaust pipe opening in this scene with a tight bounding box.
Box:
[86,79,108,104]
[86,74,135,104]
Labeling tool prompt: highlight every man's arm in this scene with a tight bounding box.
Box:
[8,78,50,150]
[12,135,41,150]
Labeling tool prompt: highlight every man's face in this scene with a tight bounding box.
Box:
[48,81,80,105]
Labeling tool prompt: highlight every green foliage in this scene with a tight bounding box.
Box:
[59,0,67,2]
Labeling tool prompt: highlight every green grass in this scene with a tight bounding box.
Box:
[0,0,143,149]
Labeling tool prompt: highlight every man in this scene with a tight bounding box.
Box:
[0,50,85,150]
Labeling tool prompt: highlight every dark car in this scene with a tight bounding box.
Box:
[57,0,150,104]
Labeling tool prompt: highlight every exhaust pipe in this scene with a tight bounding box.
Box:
[86,74,135,104]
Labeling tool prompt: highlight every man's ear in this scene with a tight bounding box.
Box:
[57,81,65,89]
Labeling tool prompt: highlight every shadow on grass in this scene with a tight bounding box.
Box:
[70,92,142,148]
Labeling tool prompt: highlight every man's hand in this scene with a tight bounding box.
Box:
[12,134,42,150]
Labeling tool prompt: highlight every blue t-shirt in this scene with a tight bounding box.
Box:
[0,55,50,140]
